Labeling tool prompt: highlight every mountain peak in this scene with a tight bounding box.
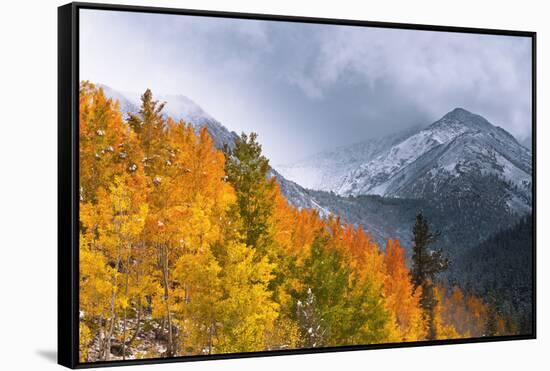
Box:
[435,107,494,132]
[443,107,477,121]
[450,107,471,114]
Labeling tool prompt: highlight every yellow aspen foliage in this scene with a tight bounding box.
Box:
[214,240,279,353]
[80,233,116,319]
[173,249,222,355]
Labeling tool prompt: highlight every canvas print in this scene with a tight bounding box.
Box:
[77,8,533,363]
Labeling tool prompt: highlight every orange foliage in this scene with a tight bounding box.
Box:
[384,240,426,341]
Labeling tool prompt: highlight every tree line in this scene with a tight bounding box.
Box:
[78,82,514,362]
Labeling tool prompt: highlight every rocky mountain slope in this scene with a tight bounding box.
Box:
[276,126,421,191]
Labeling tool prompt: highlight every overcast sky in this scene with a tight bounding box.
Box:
[80,9,532,164]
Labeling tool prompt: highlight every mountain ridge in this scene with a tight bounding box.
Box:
[335,107,531,215]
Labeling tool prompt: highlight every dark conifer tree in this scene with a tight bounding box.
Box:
[411,212,449,340]
[224,132,276,253]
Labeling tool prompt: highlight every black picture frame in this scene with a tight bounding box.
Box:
[58,2,537,369]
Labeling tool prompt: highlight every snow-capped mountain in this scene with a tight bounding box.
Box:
[275,126,421,191]
[337,108,532,214]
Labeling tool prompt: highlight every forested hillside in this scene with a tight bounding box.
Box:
[78,83,518,362]
[448,217,533,334]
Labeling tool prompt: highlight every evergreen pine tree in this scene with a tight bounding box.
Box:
[224,132,276,253]
[411,212,449,340]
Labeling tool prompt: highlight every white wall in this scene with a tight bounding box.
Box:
[0,0,546,369]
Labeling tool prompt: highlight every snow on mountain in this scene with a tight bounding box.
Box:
[268,169,331,217]
[160,93,215,124]
[275,126,421,191]
[100,85,238,149]
[336,108,532,214]
[100,85,328,214]
[99,85,139,115]
[159,94,239,150]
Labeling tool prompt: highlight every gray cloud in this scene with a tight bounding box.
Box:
[80,9,532,164]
